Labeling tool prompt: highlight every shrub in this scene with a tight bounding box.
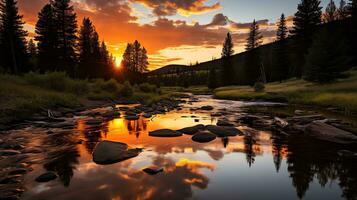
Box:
[139,83,157,93]
[100,79,120,93]
[254,82,265,92]
[119,81,133,97]
[25,71,68,91]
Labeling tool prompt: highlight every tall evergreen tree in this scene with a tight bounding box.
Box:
[122,40,149,74]
[349,0,357,17]
[324,0,337,22]
[35,3,58,72]
[27,39,37,70]
[273,14,290,82]
[337,0,349,19]
[290,0,322,78]
[244,20,263,85]
[140,47,149,73]
[245,20,263,51]
[277,14,288,41]
[0,0,28,74]
[52,0,77,75]
[221,32,234,86]
[304,27,351,83]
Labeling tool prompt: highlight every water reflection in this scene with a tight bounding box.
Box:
[21,102,357,200]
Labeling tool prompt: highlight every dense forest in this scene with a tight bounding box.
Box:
[148,0,357,88]
[0,0,356,87]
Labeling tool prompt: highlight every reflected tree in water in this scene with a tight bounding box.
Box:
[125,118,148,138]
[42,132,80,187]
[244,135,257,167]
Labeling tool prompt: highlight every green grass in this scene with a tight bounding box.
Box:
[0,72,177,126]
[214,69,357,112]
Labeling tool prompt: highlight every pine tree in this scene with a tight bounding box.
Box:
[35,3,58,72]
[277,14,288,41]
[244,20,263,85]
[337,0,349,19]
[290,0,322,78]
[273,14,290,82]
[304,27,351,83]
[246,20,263,51]
[27,39,37,70]
[52,0,78,75]
[122,40,149,74]
[221,32,235,86]
[324,0,337,22]
[140,47,149,73]
[350,0,357,18]
[0,0,28,74]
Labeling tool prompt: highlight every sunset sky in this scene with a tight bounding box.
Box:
[18,0,331,70]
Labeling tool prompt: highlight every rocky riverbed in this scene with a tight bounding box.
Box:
[1,95,357,200]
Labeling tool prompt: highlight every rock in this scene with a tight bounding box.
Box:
[305,122,357,144]
[217,120,234,127]
[149,129,183,137]
[238,115,260,125]
[85,119,103,126]
[92,141,141,165]
[337,150,357,157]
[200,105,214,111]
[8,168,27,175]
[177,124,205,135]
[47,121,75,129]
[125,115,139,120]
[143,167,164,175]
[102,111,120,118]
[0,150,21,156]
[294,110,305,115]
[206,125,242,137]
[143,113,152,118]
[211,113,222,117]
[274,117,289,128]
[35,172,57,182]
[0,175,22,184]
[192,131,216,143]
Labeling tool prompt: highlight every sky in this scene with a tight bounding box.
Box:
[18,0,331,70]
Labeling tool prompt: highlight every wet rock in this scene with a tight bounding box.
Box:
[47,121,75,129]
[0,150,21,156]
[149,129,183,137]
[8,168,27,175]
[35,172,57,182]
[206,125,242,137]
[305,122,357,144]
[211,113,222,117]
[0,175,22,184]
[125,115,139,120]
[177,124,205,135]
[102,111,120,118]
[143,113,152,118]
[192,131,216,143]
[274,117,289,128]
[200,105,214,111]
[143,167,164,175]
[93,141,142,165]
[85,119,103,126]
[217,120,234,127]
[294,110,305,115]
[238,115,260,125]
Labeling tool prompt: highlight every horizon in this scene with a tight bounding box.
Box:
[19,0,331,71]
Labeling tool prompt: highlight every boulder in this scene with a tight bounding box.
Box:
[143,167,164,175]
[125,115,139,120]
[217,120,234,127]
[192,131,216,143]
[238,115,260,125]
[206,125,243,137]
[177,124,205,135]
[35,172,57,182]
[143,113,152,118]
[200,105,214,111]
[149,129,183,137]
[93,141,141,165]
[305,122,357,144]
[102,111,120,118]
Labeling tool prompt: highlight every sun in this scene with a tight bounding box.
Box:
[114,56,122,68]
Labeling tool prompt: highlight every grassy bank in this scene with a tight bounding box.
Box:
[0,72,175,126]
[214,69,357,113]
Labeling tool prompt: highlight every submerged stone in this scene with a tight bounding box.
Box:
[177,124,205,135]
[149,129,183,137]
[206,125,242,137]
[92,141,141,165]
[305,122,357,144]
[200,105,214,111]
[143,167,164,175]
[217,120,234,127]
[35,172,57,182]
[192,131,216,143]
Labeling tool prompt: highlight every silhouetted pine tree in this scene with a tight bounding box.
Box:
[304,27,351,83]
[78,17,101,78]
[337,0,349,19]
[349,0,357,63]
[350,0,357,17]
[244,20,263,85]
[221,32,234,86]
[140,47,149,73]
[35,3,58,72]
[52,0,77,75]
[27,39,37,70]
[208,67,218,89]
[0,0,28,74]
[273,14,290,82]
[324,0,337,22]
[290,0,322,78]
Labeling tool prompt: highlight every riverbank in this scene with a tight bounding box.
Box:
[0,72,179,129]
[213,69,357,114]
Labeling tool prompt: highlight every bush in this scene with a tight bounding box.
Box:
[139,83,157,93]
[119,81,133,97]
[254,82,265,92]
[100,79,120,93]
[25,71,68,91]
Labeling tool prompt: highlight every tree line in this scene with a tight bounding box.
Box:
[208,0,357,88]
[0,0,149,81]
